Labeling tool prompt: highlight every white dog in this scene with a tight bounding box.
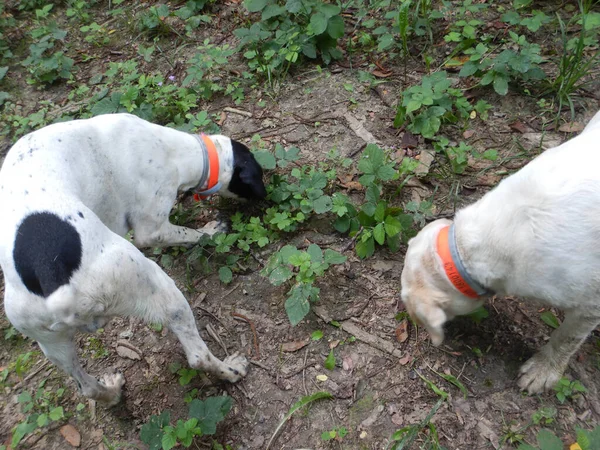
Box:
[401,110,600,394]
[0,113,266,405]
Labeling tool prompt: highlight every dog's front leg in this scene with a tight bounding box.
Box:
[38,333,125,406]
[133,221,227,248]
[518,309,600,393]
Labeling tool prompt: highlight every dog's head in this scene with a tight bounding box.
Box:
[401,219,484,345]
[211,137,267,201]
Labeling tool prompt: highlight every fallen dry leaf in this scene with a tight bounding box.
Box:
[395,320,409,343]
[400,131,418,149]
[60,424,81,448]
[281,340,309,352]
[559,121,584,133]
[329,340,341,349]
[116,345,141,360]
[463,129,475,139]
[217,111,227,126]
[342,355,354,372]
[399,353,412,365]
[509,121,529,134]
[316,374,328,381]
[372,69,392,78]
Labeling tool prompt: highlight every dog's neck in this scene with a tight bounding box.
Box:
[170,132,234,194]
[452,204,514,296]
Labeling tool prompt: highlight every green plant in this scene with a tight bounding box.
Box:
[138,4,173,38]
[394,71,474,138]
[80,22,111,46]
[22,5,75,85]
[66,0,94,24]
[266,391,333,449]
[321,426,348,441]
[458,32,546,96]
[324,349,335,370]
[140,396,232,450]
[518,426,600,450]
[183,41,237,101]
[262,244,346,325]
[531,406,557,426]
[333,145,415,258]
[12,384,67,448]
[554,377,586,404]
[169,362,199,386]
[235,0,344,90]
[546,1,600,118]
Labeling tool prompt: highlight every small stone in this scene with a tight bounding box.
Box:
[116,346,141,360]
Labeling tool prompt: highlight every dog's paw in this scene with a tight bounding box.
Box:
[518,355,563,394]
[200,220,229,237]
[221,352,248,383]
[100,372,126,406]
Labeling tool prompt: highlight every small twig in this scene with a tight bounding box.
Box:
[220,283,241,300]
[249,360,271,372]
[196,306,230,333]
[302,347,309,396]
[231,312,260,359]
[12,360,50,391]
[206,323,229,356]
[223,107,252,118]
[339,226,363,253]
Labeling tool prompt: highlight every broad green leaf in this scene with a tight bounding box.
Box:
[374,202,386,222]
[318,3,341,18]
[262,4,285,20]
[188,396,232,435]
[467,306,489,324]
[540,310,560,329]
[11,420,38,448]
[268,266,293,286]
[311,330,324,340]
[245,0,268,13]
[307,244,324,264]
[162,433,177,450]
[310,12,328,35]
[218,266,233,284]
[0,66,7,81]
[356,237,375,259]
[334,216,350,233]
[327,15,345,39]
[253,150,276,170]
[536,429,563,450]
[324,350,335,370]
[493,74,509,96]
[37,414,48,427]
[373,223,386,245]
[313,196,332,214]
[140,411,171,450]
[324,249,346,265]
[285,284,311,326]
[384,215,402,237]
[49,406,64,421]
[280,245,301,263]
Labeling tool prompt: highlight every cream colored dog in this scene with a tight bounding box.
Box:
[401,110,600,394]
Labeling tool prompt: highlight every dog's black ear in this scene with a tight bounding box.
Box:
[228,140,267,200]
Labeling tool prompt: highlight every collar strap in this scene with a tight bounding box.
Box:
[193,133,222,201]
[436,224,490,299]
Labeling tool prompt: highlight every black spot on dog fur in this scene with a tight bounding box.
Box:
[78,211,84,219]
[13,212,82,298]
[228,140,267,200]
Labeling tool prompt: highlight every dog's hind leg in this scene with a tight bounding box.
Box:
[97,236,248,382]
[518,309,600,393]
[37,333,124,406]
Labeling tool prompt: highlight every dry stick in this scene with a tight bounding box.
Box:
[223,107,252,118]
[302,347,309,397]
[339,226,363,253]
[231,312,260,359]
[313,306,404,359]
[220,282,241,300]
[197,306,230,333]
[206,323,229,356]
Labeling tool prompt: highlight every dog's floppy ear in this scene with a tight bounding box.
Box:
[415,301,447,346]
[229,139,267,200]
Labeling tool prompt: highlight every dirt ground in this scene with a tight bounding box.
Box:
[1,1,600,449]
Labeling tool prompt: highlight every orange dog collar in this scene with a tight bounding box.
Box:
[436,225,489,299]
[193,133,221,201]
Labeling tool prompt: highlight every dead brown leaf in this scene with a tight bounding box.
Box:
[399,353,412,365]
[329,340,341,349]
[559,121,584,133]
[509,121,529,134]
[60,424,81,447]
[281,340,309,352]
[463,129,475,139]
[400,131,418,149]
[395,320,409,343]
[372,69,393,78]
[342,355,354,372]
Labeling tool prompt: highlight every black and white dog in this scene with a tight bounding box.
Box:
[0,113,266,405]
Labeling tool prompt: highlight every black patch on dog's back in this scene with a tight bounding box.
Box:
[228,140,267,200]
[13,212,82,298]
